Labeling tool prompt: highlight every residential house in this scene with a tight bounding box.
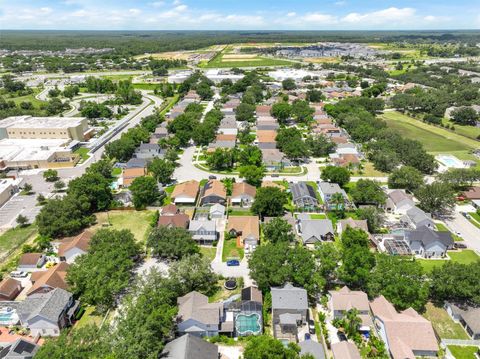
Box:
[188,220,217,245]
[56,231,91,264]
[445,303,480,340]
[218,117,237,136]
[161,204,179,216]
[215,134,236,142]
[27,262,69,296]
[337,218,369,236]
[171,180,199,205]
[134,143,164,160]
[271,283,308,342]
[462,186,480,200]
[296,215,334,246]
[200,180,226,206]
[176,291,231,337]
[331,153,361,168]
[256,105,271,117]
[207,140,236,152]
[121,167,146,187]
[331,342,361,359]
[0,278,22,301]
[157,214,190,229]
[384,190,415,215]
[257,118,279,131]
[209,204,225,219]
[329,286,372,331]
[256,130,277,149]
[231,182,256,207]
[370,295,438,359]
[0,338,39,359]
[401,206,435,230]
[227,216,260,250]
[290,182,319,209]
[17,253,46,272]
[404,227,453,258]
[299,340,326,359]
[318,182,348,210]
[161,334,219,359]
[261,149,291,171]
[151,126,169,141]
[18,288,79,337]
[125,157,147,169]
[225,286,263,336]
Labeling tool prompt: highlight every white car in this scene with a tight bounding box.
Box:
[10,271,28,278]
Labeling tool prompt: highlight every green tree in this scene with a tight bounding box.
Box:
[130,176,160,210]
[148,158,174,184]
[63,85,80,99]
[87,159,114,180]
[206,148,235,171]
[263,218,296,244]
[356,206,385,233]
[305,135,336,157]
[314,242,341,285]
[368,254,429,311]
[168,254,218,296]
[43,169,58,182]
[16,214,29,227]
[251,187,288,218]
[67,172,112,212]
[239,165,265,187]
[270,102,292,124]
[238,145,262,167]
[321,166,351,187]
[388,166,424,192]
[350,179,386,206]
[235,102,255,122]
[451,106,479,126]
[147,226,199,260]
[291,100,314,124]
[282,78,297,90]
[54,180,66,192]
[306,89,324,102]
[243,335,301,359]
[415,182,455,216]
[196,81,214,100]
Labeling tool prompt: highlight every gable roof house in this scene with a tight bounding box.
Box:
[401,206,435,230]
[331,341,361,359]
[209,203,225,219]
[0,278,22,301]
[370,295,438,359]
[188,220,217,245]
[296,215,334,246]
[445,303,480,340]
[329,286,372,330]
[161,334,219,359]
[176,291,231,338]
[271,283,309,342]
[261,149,291,171]
[200,180,226,206]
[318,182,348,210]
[404,227,454,258]
[171,180,200,204]
[290,182,319,209]
[337,218,369,236]
[0,338,39,359]
[18,288,79,337]
[134,143,164,160]
[256,130,277,149]
[157,213,190,229]
[121,167,146,187]
[161,204,180,216]
[231,182,256,207]
[27,262,69,297]
[384,190,415,215]
[17,253,46,272]
[56,231,92,264]
[299,339,326,359]
[227,216,260,249]
[218,117,237,135]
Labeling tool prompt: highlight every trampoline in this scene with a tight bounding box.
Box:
[235,313,261,335]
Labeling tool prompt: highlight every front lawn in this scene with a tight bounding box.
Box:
[418,250,480,273]
[222,237,244,262]
[436,222,463,241]
[199,246,217,262]
[94,210,155,242]
[448,345,478,359]
[423,302,469,340]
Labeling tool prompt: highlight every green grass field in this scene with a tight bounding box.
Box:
[352,161,387,178]
[7,88,46,108]
[448,345,478,359]
[418,250,480,273]
[0,225,37,257]
[380,111,477,154]
[222,238,244,262]
[423,302,469,340]
[74,147,90,162]
[94,210,155,242]
[133,83,160,91]
[202,51,293,68]
[199,246,216,262]
[442,118,480,140]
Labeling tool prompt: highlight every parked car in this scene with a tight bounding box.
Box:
[304,333,311,341]
[10,271,27,278]
[308,320,316,334]
[454,242,467,249]
[226,259,240,266]
[208,175,217,180]
[337,332,347,342]
[271,174,279,177]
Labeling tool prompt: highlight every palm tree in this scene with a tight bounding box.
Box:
[330,192,345,218]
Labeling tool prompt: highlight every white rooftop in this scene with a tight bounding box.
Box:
[0,138,71,162]
[0,116,85,129]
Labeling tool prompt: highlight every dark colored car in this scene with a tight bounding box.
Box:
[226,259,240,266]
[454,242,467,249]
[209,175,217,180]
[308,320,316,334]
[337,332,347,342]
[304,333,311,341]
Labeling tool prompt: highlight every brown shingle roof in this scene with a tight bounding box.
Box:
[27,262,69,296]
[226,216,259,243]
[338,218,369,233]
[257,130,277,143]
[216,134,236,141]
[157,214,190,228]
[58,231,92,257]
[231,182,256,199]
[203,180,226,199]
[18,253,44,266]
[171,180,199,201]
[463,186,480,200]
[161,204,179,216]
[0,278,22,299]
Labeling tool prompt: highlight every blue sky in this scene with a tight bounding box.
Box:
[0,0,479,30]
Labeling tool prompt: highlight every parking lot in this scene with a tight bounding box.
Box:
[0,194,42,229]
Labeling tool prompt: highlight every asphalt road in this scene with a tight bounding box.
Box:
[445,207,480,253]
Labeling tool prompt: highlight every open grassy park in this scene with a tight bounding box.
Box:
[201,49,293,68]
[380,111,479,163]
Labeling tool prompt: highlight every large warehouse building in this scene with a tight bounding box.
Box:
[0,116,92,141]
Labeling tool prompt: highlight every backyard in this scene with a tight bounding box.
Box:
[423,302,469,340]
[199,246,217,262]
[418,250,480,273]
[209,278,243,303]
[94,210,155,242]
[222,237,244,262]
[447,345,479,359]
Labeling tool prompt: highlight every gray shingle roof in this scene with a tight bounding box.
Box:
[404,227,454,249]
[299,340,326,359]
[18,288,72,324]
[271,283,308,311]
[318,182,347,197]
[298,219,334,243]
[290,182,317,202]
[162,334,218,359]
[405,206,433,226]
[0,338,39,359]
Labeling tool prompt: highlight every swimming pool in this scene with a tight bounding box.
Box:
[235,313,261,335]
[0,310,19,325]
[436,155,464,169]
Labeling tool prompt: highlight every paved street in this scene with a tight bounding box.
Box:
[445,207,480,253]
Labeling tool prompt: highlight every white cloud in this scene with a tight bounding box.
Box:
[174,5,188,12]
[303,12,338,24]
[150,1,165,8]
[172,0,182,5]
[341,7,416,25]
[287,12,296,17]
[129,8,141,16]
[334,1,346,6]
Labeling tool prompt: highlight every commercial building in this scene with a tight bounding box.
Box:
[0,178,22,207]
[0,116,91,141]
